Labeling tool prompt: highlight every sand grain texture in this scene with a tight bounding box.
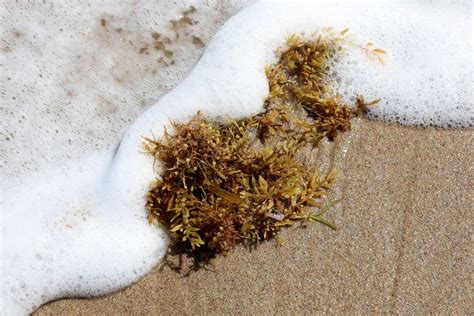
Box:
[36,121,473,314]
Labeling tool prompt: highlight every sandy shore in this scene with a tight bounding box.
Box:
[3,1,472,314]
[36,120,473,314]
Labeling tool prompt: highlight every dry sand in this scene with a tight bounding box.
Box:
[36,120,473,314]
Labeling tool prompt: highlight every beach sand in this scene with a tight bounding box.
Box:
[36,120,473,314]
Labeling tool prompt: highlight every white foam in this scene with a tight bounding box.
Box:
[2,0,472,314]
[1,153,168,314]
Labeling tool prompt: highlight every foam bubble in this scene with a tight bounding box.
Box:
[2,0,472,314]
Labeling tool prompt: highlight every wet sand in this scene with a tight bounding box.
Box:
[36,120,473,314]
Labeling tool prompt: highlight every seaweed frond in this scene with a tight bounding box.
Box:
[145,115,337,260]
[261,29,373,143]
[144,29,380,266]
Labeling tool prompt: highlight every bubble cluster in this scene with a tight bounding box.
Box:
[0,0,250,184]
[328,2,473,128]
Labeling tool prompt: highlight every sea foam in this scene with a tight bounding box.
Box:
[1,0,472,314]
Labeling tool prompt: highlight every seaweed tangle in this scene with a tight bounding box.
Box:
[144,29,381,266]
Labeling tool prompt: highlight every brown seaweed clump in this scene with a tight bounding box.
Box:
[144,29,381,264]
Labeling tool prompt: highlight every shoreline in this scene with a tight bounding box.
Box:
[36,119,473,314]
[3,1,471,313]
